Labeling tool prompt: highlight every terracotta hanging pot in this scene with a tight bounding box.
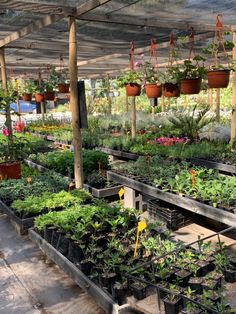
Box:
[163,83,180,97]
[44,91,55,101]
[58,83,70,93]
[125,83,141,96]
[35,93,44,102]
[180,78,202,94]
[207,70,230,88]
[22,93,32,102]
[0,161,21,179]
[145,84,162,98]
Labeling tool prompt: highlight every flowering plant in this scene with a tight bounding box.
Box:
[153,137,188,146]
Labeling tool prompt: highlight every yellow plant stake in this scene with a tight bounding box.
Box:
[118,187,124,205]
[134,220,147,257]
[189,169,196,189]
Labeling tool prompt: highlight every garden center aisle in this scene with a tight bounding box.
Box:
[0,212,105,314]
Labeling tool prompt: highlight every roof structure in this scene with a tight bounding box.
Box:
[0,0,236,79]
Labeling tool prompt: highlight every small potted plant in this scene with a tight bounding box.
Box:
[56,68,70,93]
[179,55,207,94]
[34,84,45,102]
[117,70,142,96]
[22,79,37,102]
[142,62,162,98]
[159,65,181,97]
[202,38,234,88]
[44,65,60,99]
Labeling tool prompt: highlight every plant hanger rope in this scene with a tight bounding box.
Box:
[149,38,158,68]
[168,32,177,67]
[211,14,230,68]
[129,41,135,71]
[188,26,195,60]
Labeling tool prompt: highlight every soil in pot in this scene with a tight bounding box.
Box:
[130,281,147,300]
[163,83,180,97]
[67,240,84,264]
[175,269,192,287]
[125,83,141,97]
[163,295,183,314]
[188,277,203,295]
[207,69,230,88]
[180,78,202,95]
[145,84,162,98]
[201,278,221,291]
[223,267,236,283]
[0,161,21,179]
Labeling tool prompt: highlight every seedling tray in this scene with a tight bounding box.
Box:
[99,147,139,161]
[0,199,34,234]
[107,171,236,227]
[189,157,236,175]
[29,230,141,314]
[84,183,123,198]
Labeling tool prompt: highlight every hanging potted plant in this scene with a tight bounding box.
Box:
[117,70,142,97]
[179,55,207,94]
[56,68,70,93]
[22,80,37,102]
[142,62,162,98]
[44,65,59,100]
[34,85,45,102]
[0,89,27,179]
[159,65,181,97]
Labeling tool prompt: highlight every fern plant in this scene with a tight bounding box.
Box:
[168,105,216,142]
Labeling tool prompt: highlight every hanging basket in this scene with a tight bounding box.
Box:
[207,70,230,88]
[44,91,55,101]
[35,93,44,102]
[145,84,162,98]
[163,83,180,98]
[0,161,21,179]
[180,78,202,95]
[125,83,141,97]
[22,93,32,102]
[58,83,70,93]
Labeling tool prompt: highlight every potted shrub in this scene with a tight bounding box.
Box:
[142,62,162,98]
[56,68,70,93]
[0,89,27,179]
[179,56,207,94]
[44,65,59,100]
[159,65,181,97]
[22,80,37,102]
[117,70,142,97]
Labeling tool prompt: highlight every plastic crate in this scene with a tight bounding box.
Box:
[148,199,192,230]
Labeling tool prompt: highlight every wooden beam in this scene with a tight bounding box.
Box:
[0,1,75,15]
[69,16,84,188]
[0,14,64,47]
[77,12,236,32]
[75,0,112,16]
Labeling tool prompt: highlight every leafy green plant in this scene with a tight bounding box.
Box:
[117,70,142,87]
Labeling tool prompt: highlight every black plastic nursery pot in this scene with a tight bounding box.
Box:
[201,277,221,292]
[175,269,192,287]
[130,281,147,300]
[223,267,236,283]
[163,295,184,314]
[188,277,203,295]
[181,309,203,314]
[44,226,56,243]
[67,240,85,264]
[112,285,129,305]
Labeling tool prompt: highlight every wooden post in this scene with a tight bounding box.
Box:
[216,88,220,122]
[131,96,136,140]
[209,88,213,111]
[125,94,129,112]
[161,94,165,112]
[106,74,112,114]
[231,31,236,149]
[69,16,84,188]
[0,47,13,142]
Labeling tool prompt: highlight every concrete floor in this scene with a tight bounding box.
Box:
[0,212,104,314]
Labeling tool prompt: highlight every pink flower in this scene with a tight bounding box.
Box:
[2,128,9,136]
[15,121,25,132]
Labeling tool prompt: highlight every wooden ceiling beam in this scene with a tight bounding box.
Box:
[77,12,236,32]
[75,0,112,16]
[0,14,64,47]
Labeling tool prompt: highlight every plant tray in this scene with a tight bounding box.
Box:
[84,183,123,198]
[0,199,34,234]
[189,157,236,175]
[148,199,192,230]
[29,230,141,314]
[107,171,236,227]
[99,147,139,161]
